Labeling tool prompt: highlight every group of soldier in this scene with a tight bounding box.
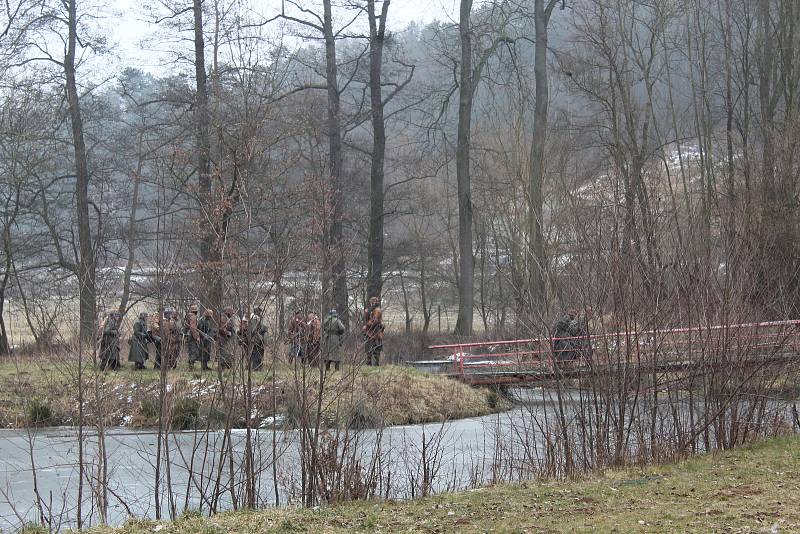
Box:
[97,297,385,372]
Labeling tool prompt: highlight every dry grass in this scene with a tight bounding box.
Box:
[0,355,506,429]
[87,434,800,533]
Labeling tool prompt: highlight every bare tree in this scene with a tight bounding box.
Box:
[273,0,351,328]
[63,0,96,343]
[526,0,563,316]
[193,0,218,312]
[452,0,516,335]
[365,0,390,302]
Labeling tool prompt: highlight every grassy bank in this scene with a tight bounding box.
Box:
[0,358,507,429]
[85,435,800,533]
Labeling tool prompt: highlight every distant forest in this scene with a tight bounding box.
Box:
[1,0,798,349]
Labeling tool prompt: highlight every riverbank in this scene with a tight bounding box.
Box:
[87,434,800,533]
[0,359,508,429]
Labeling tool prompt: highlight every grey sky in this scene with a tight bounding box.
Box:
[109,0,457,73]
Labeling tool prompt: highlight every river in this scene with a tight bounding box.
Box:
[5,387,788,532]
[0,389,571,532]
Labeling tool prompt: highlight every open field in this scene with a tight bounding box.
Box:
[82,434,800,533]
[0,357,507,429]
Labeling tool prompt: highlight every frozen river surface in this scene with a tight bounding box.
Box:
[0,390,567,531]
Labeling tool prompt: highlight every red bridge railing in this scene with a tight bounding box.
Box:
[428,319,800,378]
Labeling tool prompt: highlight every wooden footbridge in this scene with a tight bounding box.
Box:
[416,320,800,387]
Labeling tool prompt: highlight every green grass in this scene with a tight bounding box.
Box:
[88,435,800,533]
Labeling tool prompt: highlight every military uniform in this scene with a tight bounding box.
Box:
[363,298,384,366]
[552,311,586,364]
[197,310,216,370]
[99,312,122,371]
[151,313,164,369]
[129,313,152,370]
[159,311,180,370]
[305,313,322,366]
[287,311,305,362]
[184,306,202,368]
[239,316,267,371]
[323,310,346,372]
[218,307,239,370]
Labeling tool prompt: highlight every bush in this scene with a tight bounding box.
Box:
[171,397,199,430]
[487,389,499,410]
[140,397,160,420]
[284,389,303,428]
[26,398,53,426]
[20,523,48,534]
[487,385,511,410]
[204,406,227,428]
[347,400,384,430]
[180,507,202,520]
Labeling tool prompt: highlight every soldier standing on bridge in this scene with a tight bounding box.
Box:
[552,309,582,364]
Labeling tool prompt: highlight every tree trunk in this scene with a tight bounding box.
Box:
[454,0,475,336]
[527,0,551,316]
[0,270,9,355]
[193,0,220,312]
[118,138,143,315]
[65,0,96,343]
[721,0,736,264]
[323,0,349,329]
[0,187,19,356]
[366,0,390,303]
[399,268,412,333]
[758,0,777,237]
[419,254,431,333]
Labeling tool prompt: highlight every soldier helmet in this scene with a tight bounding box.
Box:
[189,304,199,314]
[329,309,338,316]
[223,305,235,315]
[369,296,380,305]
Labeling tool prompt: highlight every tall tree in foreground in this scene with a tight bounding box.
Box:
[363,0,414,304]
[65,0,95,342]
[526,0,562,316]
[454,0,512,335]
[192,0,220,312]
[276,0,349,327]
[322,0,349,328]
[454,0,476,335]
[365,0,390,302]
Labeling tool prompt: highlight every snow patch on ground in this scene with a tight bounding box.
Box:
[259,415,285,428]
